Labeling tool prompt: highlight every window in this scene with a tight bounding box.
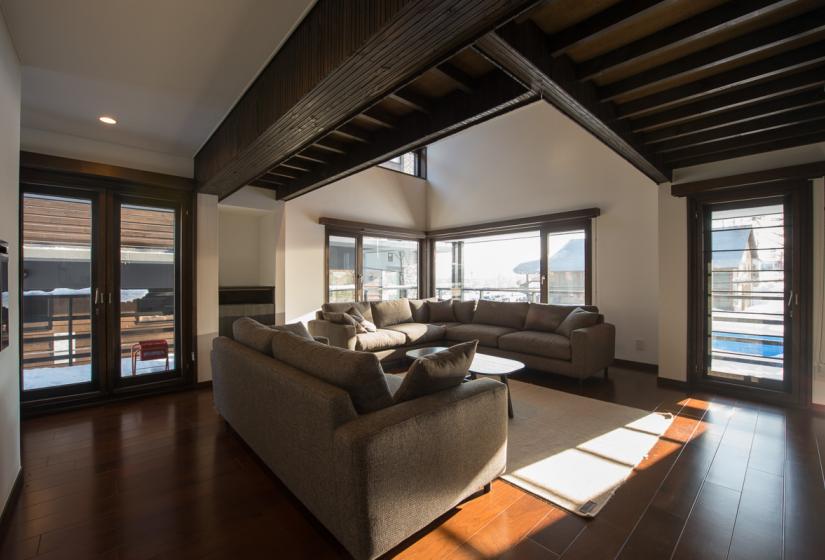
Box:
[435,231,541,302]
[433,220,592,305]
[378,149,425,178]
[325,224,422,302]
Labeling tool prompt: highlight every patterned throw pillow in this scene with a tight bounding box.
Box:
[349,306,377,333]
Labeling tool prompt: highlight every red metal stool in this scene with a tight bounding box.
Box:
[131,339,170,375]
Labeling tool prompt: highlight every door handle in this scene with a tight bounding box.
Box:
[94,288,99,305]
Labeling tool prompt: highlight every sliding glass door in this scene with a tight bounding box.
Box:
[21,182,193,409]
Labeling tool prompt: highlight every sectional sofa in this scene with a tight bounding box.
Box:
[309,298,616,382]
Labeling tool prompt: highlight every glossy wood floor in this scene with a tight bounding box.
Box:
[1,367,824,559]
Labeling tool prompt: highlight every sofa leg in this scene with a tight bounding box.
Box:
[578,378,584,390]
[604,367,609,379]
[482,482,492,494]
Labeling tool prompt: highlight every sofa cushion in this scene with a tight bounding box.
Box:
[453,300,476,323]
[498,330,572,360]
[524,304,575,333]
[322,311,363,333]
[384,322,446,345]
[270,331,393,413]
[473,300,528,329]
[322,301,374,322]
[428,299,456,322]
[270,321,313,340]
[408,298,437,322]
[556,307,601,337]
[354,328,408,352]
[393,341,478,403]
[232,317,276,356]
[371,299,414,328]
[445,323,515,347]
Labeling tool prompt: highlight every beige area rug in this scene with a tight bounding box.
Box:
[502,380,673,517]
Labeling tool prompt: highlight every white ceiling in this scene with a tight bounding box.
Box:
[1,0,316,157]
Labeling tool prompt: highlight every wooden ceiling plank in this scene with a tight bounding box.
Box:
[359,107,397,128]
[670,129,825,168]
[330,123,371,143]
[579,0,798,81]
[475,20,670,183]
[195,0,545,198]
[642,88,825,144]
[388,88,433,113]
[312,138,348,154]
[629,66,825,132]
[616,40,825,119]
[665,118,825,164]
[279,162,311,172]
[653,103,825,152]
[278,71,536,200]
[268,171,297,180]
[432,62,476,93]
[547,0,666,55]
[600,7,825,101]
[293,152,327,165]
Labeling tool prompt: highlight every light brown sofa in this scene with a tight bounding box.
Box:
[211,322,508,560]
[309,299,616,382]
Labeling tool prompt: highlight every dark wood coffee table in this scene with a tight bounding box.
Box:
[405,347,524,418]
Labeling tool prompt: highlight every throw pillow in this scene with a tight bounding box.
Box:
[393,340,478,403]
[348,306,377,333]
[427,299,456,322]
[409,298,436,323]
[323,311,359,327]
[232,317,276,356]
[271,321,313,340]
[271,331,393,413]
[371,299,413,328]
[524,303,572,333]
[556,307,600,338]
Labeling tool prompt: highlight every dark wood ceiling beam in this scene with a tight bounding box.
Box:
[279,162,311,173]
[578,0,798,82]
[629,67,825,132]
[643,88,825,144]
[195,0,545,198]
[671,129,825,168]
[432,62,476,93]
[249,177,283,189]
[268,171,298,180]
[547,0,666,55]
[600,8,825,101]
[616,41,825,119]
[313,138,348,154]
[388,88,433,113]
[293,151,327,165]
[665,118,825,166]
[278,71,536,200]
[475,21,670,183]
[672,160,825,195]
[358,107,397,129]
[653,104,825,153]
[330,123,370,143]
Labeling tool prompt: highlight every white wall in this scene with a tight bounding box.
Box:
[0,10,21,515]
[21,126,193,177]
[196,194,219,382]
[218,210,262,286]
[283,166,427,323]
[427,102,660,364]
[664,144,825,404]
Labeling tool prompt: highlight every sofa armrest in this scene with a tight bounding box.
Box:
[308,319,357,350]
[570,322,615,377]
[332,378,507,560]
[313,335,330,345]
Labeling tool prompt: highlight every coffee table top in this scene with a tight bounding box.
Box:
[405,347,524,376]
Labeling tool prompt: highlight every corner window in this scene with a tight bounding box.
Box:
[378,149,425,178]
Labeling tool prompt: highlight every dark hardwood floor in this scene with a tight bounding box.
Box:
[1,367,823,559]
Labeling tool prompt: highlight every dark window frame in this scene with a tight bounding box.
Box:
[686,180,813,406]
[377,148,427,179]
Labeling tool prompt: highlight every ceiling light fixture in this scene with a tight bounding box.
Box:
[99,116,117,125]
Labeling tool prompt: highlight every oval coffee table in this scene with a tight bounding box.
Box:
[405,347,524,418]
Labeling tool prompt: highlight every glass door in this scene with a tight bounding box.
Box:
[113,199,181,386]
[327,233,359,302]
[705,201,787,388]
[21,192,103,398]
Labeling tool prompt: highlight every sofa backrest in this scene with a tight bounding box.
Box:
[473,300,529,329]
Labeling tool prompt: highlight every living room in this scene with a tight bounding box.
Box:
[1,1,825,559]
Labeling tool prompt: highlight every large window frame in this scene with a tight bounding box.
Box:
[322,218,427,303]
[322,208,597,305]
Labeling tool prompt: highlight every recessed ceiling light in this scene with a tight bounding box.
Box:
[99,116,117,125]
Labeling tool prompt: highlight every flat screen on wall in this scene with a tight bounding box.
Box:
[1,240,8,352]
